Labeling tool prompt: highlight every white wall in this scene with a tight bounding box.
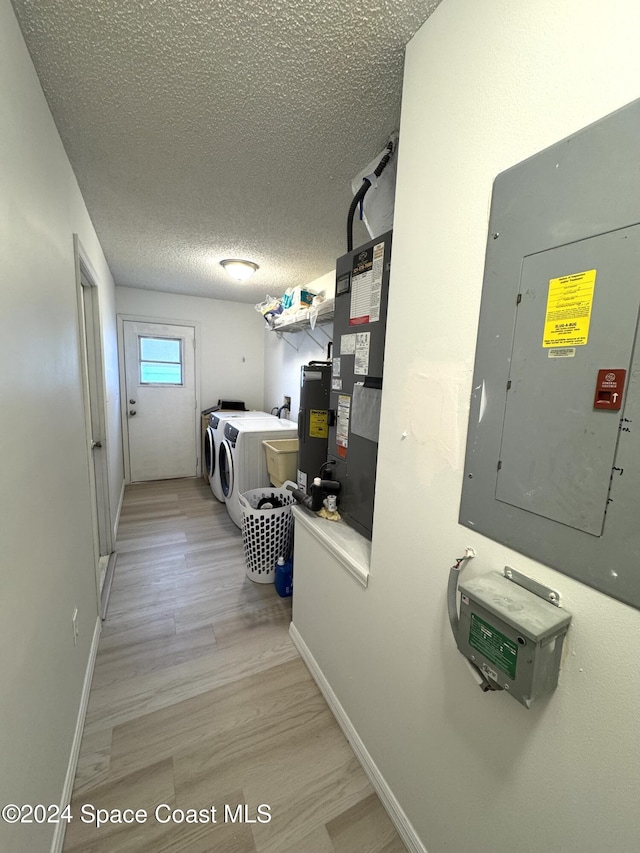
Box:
[116,287,264,411]
[263,270,334,417]
[292,2,640,852]
[0,2,122,850]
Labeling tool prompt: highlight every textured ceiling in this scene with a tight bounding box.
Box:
[12,0,442,304]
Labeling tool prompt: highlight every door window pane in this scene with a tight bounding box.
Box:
[140,337,181,363]
[139,337,183,385]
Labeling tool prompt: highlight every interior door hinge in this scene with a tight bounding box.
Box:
[497,460,502,471]
[516,293,522,304]
[507,380,512,391]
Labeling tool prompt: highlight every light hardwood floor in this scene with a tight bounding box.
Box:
[63,478,407,853]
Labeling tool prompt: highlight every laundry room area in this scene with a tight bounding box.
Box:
[78,241,405,853]
[70,159,402,852]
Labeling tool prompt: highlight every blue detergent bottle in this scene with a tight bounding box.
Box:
[275,555,293,597]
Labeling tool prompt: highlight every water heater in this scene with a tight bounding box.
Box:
[297,362,331,494]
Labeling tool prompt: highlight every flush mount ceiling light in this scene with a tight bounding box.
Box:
[219,258,259,281]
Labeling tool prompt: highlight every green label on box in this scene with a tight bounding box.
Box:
[469,613,518,679]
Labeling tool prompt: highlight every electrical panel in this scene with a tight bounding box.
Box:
[460,98,640,610]
[456,571,571,708]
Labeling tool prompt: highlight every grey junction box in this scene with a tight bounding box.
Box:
[457,572,571,708]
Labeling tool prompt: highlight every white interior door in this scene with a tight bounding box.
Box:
[76,237,113,598]
[123,320,197,481]
[81,279,112,559]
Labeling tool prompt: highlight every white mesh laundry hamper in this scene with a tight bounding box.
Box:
[239,481,296,583]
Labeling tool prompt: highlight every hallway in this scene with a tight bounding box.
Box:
[64,478,406,852]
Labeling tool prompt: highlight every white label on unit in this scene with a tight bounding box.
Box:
[369,240,384,322]
[332,378,342,391]
[333,357,341,377]
[354,332,370,375]
[548,347,576,358]
[297,469,307,491]
[350,240,384,325]
[341,334,356,355]
[336,395,351,448]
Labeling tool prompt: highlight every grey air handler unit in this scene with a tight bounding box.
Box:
[326,230,392,539]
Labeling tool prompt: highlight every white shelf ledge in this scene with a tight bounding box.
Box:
[292,505,370,587]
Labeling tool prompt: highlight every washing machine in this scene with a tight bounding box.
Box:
[205,410,271,502]
[219,417,298,528]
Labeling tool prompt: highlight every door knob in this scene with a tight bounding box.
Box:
[91,439,102,449]
[129,410,136,416]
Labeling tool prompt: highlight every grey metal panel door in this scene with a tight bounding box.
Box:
[496,226,640,535]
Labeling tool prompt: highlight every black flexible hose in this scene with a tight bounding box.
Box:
[347,178,372,252]
[346,141,395,252]
[373,147,392,178]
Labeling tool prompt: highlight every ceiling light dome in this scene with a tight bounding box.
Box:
[220,258,259,281]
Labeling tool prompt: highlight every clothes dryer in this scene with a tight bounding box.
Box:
[219,418,298,529]
[205,410,271,501]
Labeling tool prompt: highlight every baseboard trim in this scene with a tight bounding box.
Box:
[50,615,102,853]
[100,551,118,621]
[289,623,428,853]
[113,478,125,541]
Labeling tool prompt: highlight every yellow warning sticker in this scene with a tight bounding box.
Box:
[542,269,596,348]
[309,409,328,438]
